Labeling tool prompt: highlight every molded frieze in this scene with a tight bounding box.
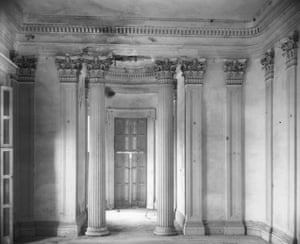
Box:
[260,48,274,81]
[12,55,37,82]
[281,31,298,68]
[223,59,247,85]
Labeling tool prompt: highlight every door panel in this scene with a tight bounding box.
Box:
[114,118,147,209]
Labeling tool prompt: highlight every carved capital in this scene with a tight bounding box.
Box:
[154,59,177,83]
[55,54,113,82]
[13,55,37,82]
[181,58,206,84]
[224,59,247,85]
[261,48,274,81]
[55,54,82,82]
[281,31,298,68]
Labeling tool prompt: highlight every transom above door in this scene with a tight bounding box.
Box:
[114,118,147,209]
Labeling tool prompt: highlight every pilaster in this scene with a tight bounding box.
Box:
[12,55,37,237]
[223,59,247,235]
[260,48,275,242]
[154,59,177,236]
[280,31,298,241]
[182,58,206,235]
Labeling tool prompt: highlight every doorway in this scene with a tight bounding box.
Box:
[114,118,147,209]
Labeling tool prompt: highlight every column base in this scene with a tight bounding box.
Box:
[224,221,245,235]
[183,220,205,235]
[85,227,110,236]
[154,226,177,236]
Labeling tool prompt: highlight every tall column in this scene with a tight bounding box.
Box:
[223,59,247,235]
[86,75,109,236]
[261,49,275,241]
[154,59,177,236]
[182,59,206,235]
[281,31,298,242]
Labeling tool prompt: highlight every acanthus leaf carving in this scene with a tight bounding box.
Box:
[181,58,206,84]
[261,48,274,81]
[281,31,298,68]
[223,59,247,85]
[12,55,37,82]
[154,59,177,83]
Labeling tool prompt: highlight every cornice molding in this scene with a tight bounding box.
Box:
[21,23,260,39]
[260,48,274,81]
[19,1,298,41]
[223,59,247,85]
[12,55,37,82]
[281,31,298,68]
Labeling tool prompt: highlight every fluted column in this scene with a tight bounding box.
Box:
[86,80,109,236]
[154,59,176,236]
[223,59,247,235]
[181,59,206,235]
[281,31,298,241]
[261,49,274,241]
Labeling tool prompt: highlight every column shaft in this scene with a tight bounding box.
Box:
[86,82,109,236]
[154,83,176,236]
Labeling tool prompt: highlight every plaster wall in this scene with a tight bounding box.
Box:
[244,57,266,222]
[202,60,226,221]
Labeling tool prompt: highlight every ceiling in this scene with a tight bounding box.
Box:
[20,0,278,22]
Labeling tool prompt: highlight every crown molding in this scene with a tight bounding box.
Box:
[19,1,298,41]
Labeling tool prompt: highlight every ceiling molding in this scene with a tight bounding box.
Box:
[19,0,298,40]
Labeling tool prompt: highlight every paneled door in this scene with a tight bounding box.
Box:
[114,118,147,209]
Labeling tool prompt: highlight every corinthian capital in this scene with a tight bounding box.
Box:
[55,53,113,82]
[281,31,298,68]
[261,48,274,81]
[154,58,177,82]
[13,55,37,82]
[223,59,247,85]
[181,58,206,84]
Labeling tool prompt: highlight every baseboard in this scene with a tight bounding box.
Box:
[246,221,294,244]
[183,219,205,235]
[202,221,245,235]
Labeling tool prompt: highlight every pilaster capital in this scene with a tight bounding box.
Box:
[12,55,37,82]
[154,58,177,84]
[261,48,274,81]
[281,31,298,68]
[223,59,247,85]
[181,58,206,84]
[55,53,113,83]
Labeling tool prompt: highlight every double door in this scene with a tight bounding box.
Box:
[114,118,147,209]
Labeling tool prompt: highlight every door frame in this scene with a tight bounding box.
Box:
[106,108,156,209]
